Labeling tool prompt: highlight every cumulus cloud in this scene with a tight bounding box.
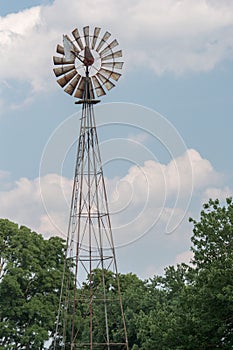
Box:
[1,0,233,95]
[106,148,222,242]
[0,174,72,238]
[0,148,223,242]
[0,148,228,277]
[109,148,221,215]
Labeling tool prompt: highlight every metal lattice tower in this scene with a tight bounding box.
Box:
[52,27,129,349]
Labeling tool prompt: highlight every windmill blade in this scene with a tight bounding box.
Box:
[98,68,121,81]
[88,77,95,99]
[74,77,86,98]
[92,76,106,97]
[72,28,84,51]
[64,74,81,95]
[101,61,124,69]
[91,27,101,49]
[56,44,64,55]
[54,27,123,99]
[63,35,76,61]
[53,65,76,77]
[96,73,115,91]
[101,50,122,62]
[83,26,90,47]
[53,56,75,65]
[57,70,77,88]
[96,31,111,52]
[99,39,118,58]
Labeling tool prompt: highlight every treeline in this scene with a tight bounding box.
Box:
[0,198,233,349]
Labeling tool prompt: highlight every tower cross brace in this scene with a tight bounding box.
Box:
[53,74,129,350]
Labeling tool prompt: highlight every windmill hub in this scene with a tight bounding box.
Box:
[83,46,95,66]
[74,48,102,77]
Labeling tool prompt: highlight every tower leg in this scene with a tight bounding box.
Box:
[53,99,128,350]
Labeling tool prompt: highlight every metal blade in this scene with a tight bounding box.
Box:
[98,68,121,81]
[88,78,95,99]
[53,65,75,77]
[101,50,122,61]
[74,77,86,98]
[110,71,121,81]
[99,39,118,57]
[103,79,115,91]
[101,61,124,69]
[53,56,75,65]
[83,26,90,47]
[63,35,76,60]
[96,31,111,52]
[96,73,115,90]
[91,27,101,49]
[56,44,64,55]
[92,76,106,97]
[57,70,77,87]
[64,74,81,95]
[72,28,84,50]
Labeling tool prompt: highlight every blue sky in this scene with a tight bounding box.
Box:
[0,0,233,278]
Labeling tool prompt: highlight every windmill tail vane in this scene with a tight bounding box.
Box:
[52,26,129,350]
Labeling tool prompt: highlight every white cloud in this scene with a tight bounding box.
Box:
[0,7,44,90]
[0,7,41,36]
[202,186,233,204]
[174,250,194,265]
[0,174,72,237]
[0,0,233,97]
[0,148,227,275]
[109,148,221,209]
[0,149,222,240]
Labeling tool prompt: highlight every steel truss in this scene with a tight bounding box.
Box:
[53,74,129,350]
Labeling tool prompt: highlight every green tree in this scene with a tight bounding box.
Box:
[188,198,233,349]
[1,197,232,349]
[134,198,233,349]
[0,219,67,349]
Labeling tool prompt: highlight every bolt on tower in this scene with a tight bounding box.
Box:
[52,26,129,349]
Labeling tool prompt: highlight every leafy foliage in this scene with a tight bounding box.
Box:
[132,198,233,349]
[0,219,66,349]
[1,198,233,349]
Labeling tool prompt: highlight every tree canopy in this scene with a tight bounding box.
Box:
[0,219,67,349]
[0,198,233,349]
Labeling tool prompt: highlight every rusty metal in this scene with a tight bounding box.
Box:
[57,70,77,87]
[99,39,119,57]
[53,56,75,65]
[96,73,115,91]
[95,31,111,52]
[102,50,123,61]
[83,26,90,47]
[56,44,64,55]
[53,27,123,100]
[72,28,84,51]
[53,65,75,77]
[74,76,86,98]
[53,31,128,348]
[102,61,124,69]
[98,68,121,82]
[92,76,106,97]
[64,74,81,95]
[91,27,101,50]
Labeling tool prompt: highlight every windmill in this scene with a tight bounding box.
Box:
[52,26,129,350]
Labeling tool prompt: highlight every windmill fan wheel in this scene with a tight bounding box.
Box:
[53,26,124,99]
